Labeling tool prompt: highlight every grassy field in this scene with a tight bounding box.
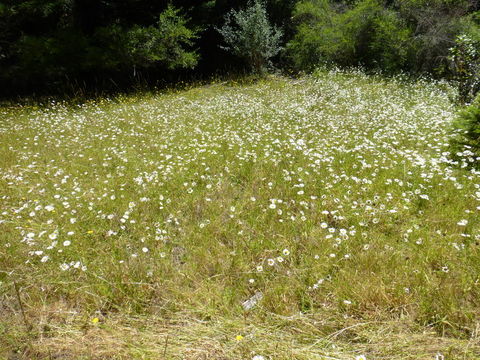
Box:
[1,70,480,359]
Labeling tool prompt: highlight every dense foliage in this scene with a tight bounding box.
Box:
[1,0,480,95]
[450,94,480,167]
[449,34,480,103]
[287,0,480,74]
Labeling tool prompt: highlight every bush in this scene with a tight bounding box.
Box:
[398,0,473,74]
[286,0,344,71]
[450,96,480,168]
[0,3,199,94]
[287,0,475,74]
[449,34,480,103]
[368,10,412,72]
[125,5,199,72]
[217,0,283,74]
[287,0,412,73]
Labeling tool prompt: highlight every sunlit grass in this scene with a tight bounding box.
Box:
[1,70,479,359]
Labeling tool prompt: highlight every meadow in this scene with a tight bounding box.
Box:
[1,70,480,359]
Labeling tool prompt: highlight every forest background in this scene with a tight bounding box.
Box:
[1,0,480,97]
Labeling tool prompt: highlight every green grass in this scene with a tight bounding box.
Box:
[1,70,479,359]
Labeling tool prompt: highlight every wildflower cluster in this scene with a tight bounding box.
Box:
[1,70,479,341]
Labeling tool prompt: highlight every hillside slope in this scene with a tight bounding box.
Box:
[1,72,479,359]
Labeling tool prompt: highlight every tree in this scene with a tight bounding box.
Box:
[125,5,199,73]
[217,0,283,74]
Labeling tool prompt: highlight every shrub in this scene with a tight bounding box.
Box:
[287,0,475,74]
[287,0,412,73]
[287,0,365,71]
[217,0,283,74]
[394,0,473,73]
[368,9,412,73]
[6,4,199,92]
[449,34,480,103]
[450,95,480,168]
[125,5,199,72]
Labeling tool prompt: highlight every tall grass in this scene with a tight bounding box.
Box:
[1,70,479,359]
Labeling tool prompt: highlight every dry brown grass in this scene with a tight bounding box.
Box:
[2,303,479,360]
